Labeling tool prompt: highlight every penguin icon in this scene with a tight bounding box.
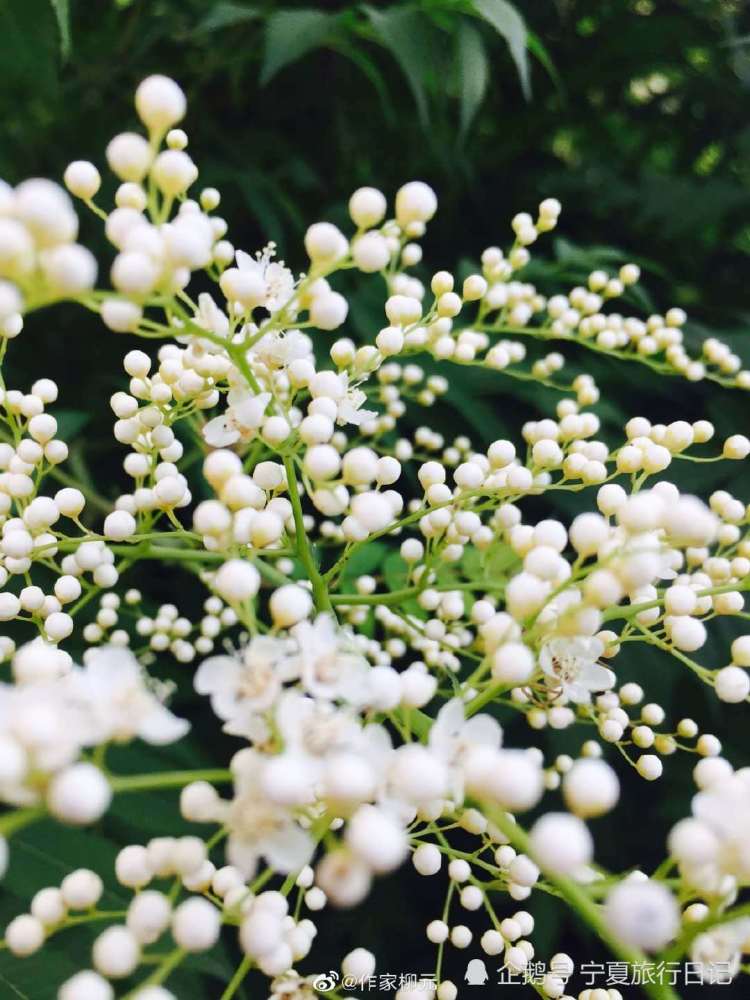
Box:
[464,958,489,985]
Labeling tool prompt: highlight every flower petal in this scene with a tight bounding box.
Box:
[262,822,314,873]
[203,415,238,447]
[138,704,190,746]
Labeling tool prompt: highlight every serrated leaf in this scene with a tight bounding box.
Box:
[48,0,70,59]
[260,9,336,86]
[471,0,529,99]
[456,21,489,138]
[364,5,433,125]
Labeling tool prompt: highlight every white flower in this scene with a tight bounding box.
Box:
[70,646,189,746]
[203,388,272,447]
[226,747,314,877]
[691,769,750,882]
[0,684,80,800]
[430,698,503,761]
[336,384,377,427]
[539,636,614,704]
[276,690,363,759]
[429,697,502,801]
[252,328,312,370]
[271,690,391,802]
[603,878,680,952]
[269,972,320,998]
[194,292,229,337]
[195,635,295,738]
[690,918,750,984]
[289,614,370,703]
[260,692,386,808]
[236,245,295,313]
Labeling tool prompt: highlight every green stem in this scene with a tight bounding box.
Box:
[0,770,234,844]
[282,454,332,613]
[220,954,253,1000]
[110,769,233,794]
[228,345,263,395]
[331,586,419,606]
[487,809,681,1000]
[0,806,45,837]
[602,579,750,623]
[109,543,222,563]
[122,947,187,998]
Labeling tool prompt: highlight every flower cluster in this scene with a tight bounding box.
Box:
[0,75,747,1000]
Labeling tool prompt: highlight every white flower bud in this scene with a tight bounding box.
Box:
[529,812,593,874]
[395,181,437,225]
[106,132,153,182]
[269,584,313,627]
[93,925,141,978]
[213,559,260,603]
[135,75,187,132]
[304,222,348,263]
[171,897,221,952]
[562,758,620,817]
[64,161,101,200]
[104,510,137,541]
[349,187,387,228]
[47,763,112,825]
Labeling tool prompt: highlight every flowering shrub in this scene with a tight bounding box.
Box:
[0,75,748,1000]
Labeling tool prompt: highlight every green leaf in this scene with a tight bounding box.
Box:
[364,5,433,125]
[48,0,70,59]
[53,408,90,441]
[383,549,408,592]
[456,21,488,138]
[471,0,529,99]
[260,9,337,86]
[334,41,396,124]
[527,30,563,96]
[195,2,260,33]
[0,0,60,99]
[341,540,389,583]
[486,541,518,578]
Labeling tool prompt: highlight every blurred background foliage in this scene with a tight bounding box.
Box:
[0,0,749,996]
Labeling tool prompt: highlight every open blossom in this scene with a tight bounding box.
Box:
[271,689,392,806]
[288,614,371,703]
[193,292,229,338]
[194,634,295,739]
[202,387,272,446]
[225,747,315,877]
[236,246,295,313]
[70,645,189,746]
[0,643,186,808]
[689,770,750,883]
[276,690,368,759]
[429,698,502,800]
[253,328,312,370]
[539,636,615,704]
[336,381,377,427]
[0,683,81,803]
[690,918,750,984]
